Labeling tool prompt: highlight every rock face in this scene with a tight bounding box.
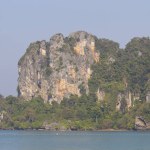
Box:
[18,31,100,103]
[96,89,105,102]
[135,116,150,130]
[116,91,140,112]
[146,91,150,103]
[135,116,146,129]
[116,91,132,112]
[0,111,5,122]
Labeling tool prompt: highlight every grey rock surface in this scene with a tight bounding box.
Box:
[18,31,100,103]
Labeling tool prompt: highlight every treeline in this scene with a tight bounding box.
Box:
[0,95,150,130]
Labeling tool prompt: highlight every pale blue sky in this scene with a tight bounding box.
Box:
[0,0,150,96]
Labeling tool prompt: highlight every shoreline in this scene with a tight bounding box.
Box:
[0,128,148,132]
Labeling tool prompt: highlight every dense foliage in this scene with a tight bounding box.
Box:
[0,95,150,130]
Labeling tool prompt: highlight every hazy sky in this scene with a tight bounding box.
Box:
[0,0,150,96]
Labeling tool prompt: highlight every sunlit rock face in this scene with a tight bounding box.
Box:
[18,31,100,103]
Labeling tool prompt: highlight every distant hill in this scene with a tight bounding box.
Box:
[18,31,150,111]
[0,31,150,130]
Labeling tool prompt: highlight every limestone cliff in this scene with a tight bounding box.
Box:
[135,116,150,130]
[18,31,99,103]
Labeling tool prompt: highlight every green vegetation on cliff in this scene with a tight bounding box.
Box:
[0,95,149,130]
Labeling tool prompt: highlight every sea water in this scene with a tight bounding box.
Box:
[0,130,150,150]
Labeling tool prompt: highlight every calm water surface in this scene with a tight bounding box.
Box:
[0,130,150,150]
